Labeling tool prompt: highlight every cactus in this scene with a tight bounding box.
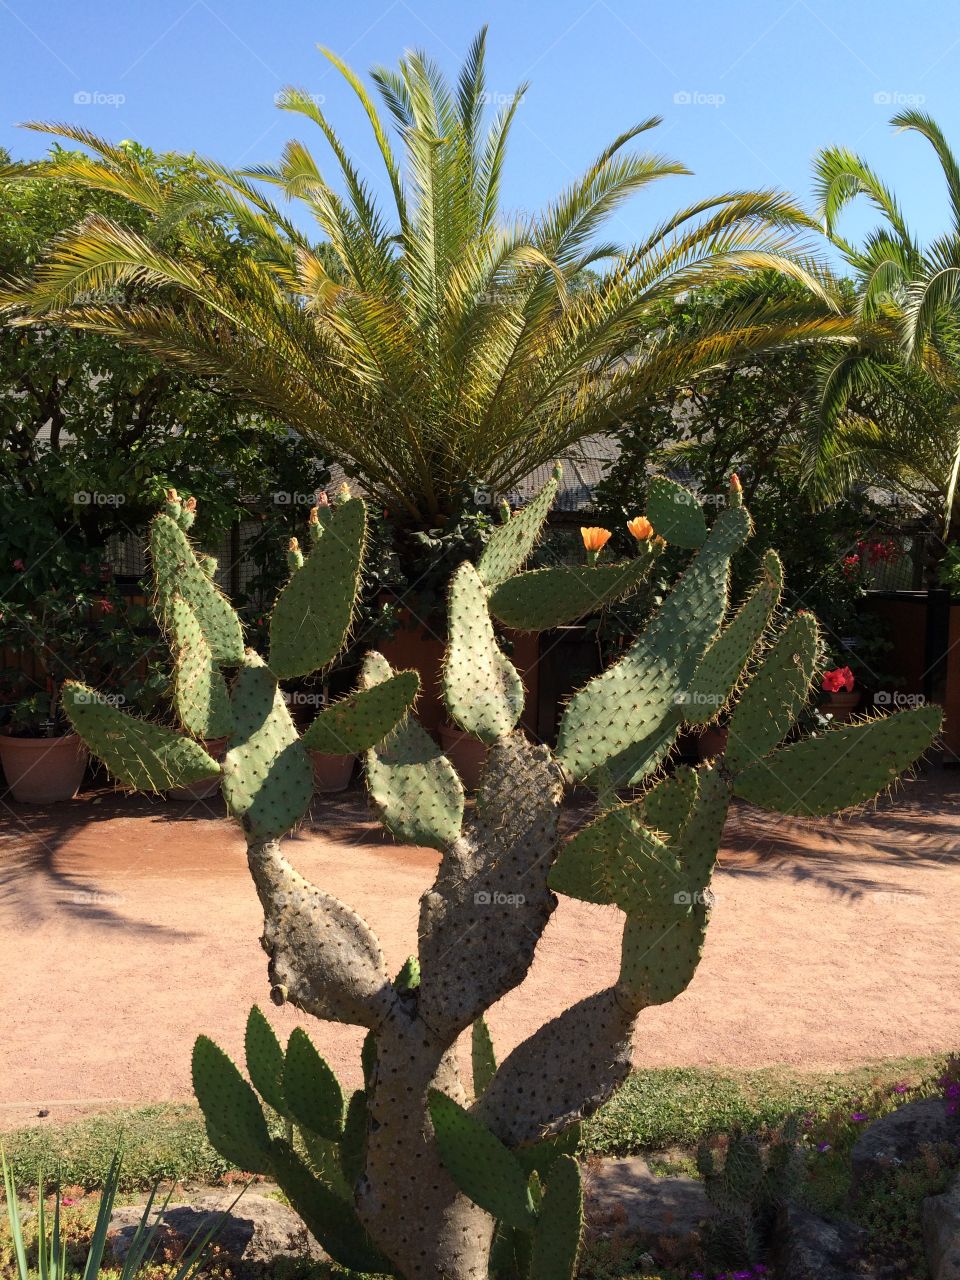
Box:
[63,477,941,1280]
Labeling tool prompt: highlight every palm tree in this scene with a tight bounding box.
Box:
[2,30,843,528]
[809,111,960,540]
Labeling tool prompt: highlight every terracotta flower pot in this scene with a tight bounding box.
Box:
[168,735,229,801]
[825,691,861,722]
[0,731,88,803]
[311,751,355,793]
[697,724,729,762]
[438,723,488,790]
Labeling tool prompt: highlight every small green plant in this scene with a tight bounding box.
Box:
[61,475,942,1279]
[696,1120,801,1269]
[1,1148,232,1279]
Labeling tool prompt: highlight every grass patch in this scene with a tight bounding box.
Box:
[583,1055,948,1155]
[1,1105,232,1194]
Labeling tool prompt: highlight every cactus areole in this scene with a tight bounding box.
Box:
[62,479,941,1279]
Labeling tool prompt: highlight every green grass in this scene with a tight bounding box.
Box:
[582,1055,949,1155]
[1,1056,949,1196]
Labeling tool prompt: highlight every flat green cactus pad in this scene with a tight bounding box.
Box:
[477,468,560,589]
[557,504,751,785]
[268,498,366,680]
[221,653,313,840]
[301,666,419,755]
[725,612,819,773]
[549,801,682,918]
[443,561,524,742]
[646,476,708,548]
[472,1016,498,1098]
[487,550,658,632]
[683,549,783,726]
[282,1027,344,1141]
[268,1139,390,1274]
[530,1153,583,1280]
[642,766,700,841]
[364,653,464,850]
[62,681,220,793]
[619,907,710,1008]
[733,705,941,816]
[191,1035,273,1174]
[675,764,732,887]
[244,1005,287,1118]
[171,596,234,740]
[428,1089,536,1230]
[150,514,243,665]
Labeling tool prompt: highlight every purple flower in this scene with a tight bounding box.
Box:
[893,1083,909,1094]
[851,1111,868,1122]
[817,1140,832,1152]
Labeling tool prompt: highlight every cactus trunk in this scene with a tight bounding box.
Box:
[358,1008,495,1278]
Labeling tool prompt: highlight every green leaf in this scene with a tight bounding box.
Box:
[282,1028,345,1141]
[428,1089,535,1230]
[244,1006,287,1118]
[191,1036,272,1174]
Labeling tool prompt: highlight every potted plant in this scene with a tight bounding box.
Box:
[0,546,165,803]
[821,665,861,720]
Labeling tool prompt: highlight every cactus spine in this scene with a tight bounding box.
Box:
[62,477,941,1280]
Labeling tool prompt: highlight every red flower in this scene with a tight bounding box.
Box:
[841,554,860,579]
[96,597,115,615]
[822,666,855,693]
[11,559,25,571]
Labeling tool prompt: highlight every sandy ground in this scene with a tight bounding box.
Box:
[1,769,958,1130]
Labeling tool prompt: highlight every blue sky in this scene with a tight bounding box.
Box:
[1,0,959,259]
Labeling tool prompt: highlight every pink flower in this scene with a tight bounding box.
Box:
[822,666,855,693]
[11,559,25,571]
[96,598,115,615]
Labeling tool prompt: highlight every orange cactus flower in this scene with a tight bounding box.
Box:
[183,496,197,513]
[288,537,301,553]
[729,473,742,493]
[626,516,654,541]
[580,526,612,554]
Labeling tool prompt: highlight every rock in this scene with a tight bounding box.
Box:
[924,1171,960,1280]
[772,1201,874,1280]
[851,1099,960,1192]
[584,1156,713,1243]
[108,1191,325,1272]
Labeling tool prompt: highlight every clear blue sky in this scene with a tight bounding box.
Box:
[2,0,958,258]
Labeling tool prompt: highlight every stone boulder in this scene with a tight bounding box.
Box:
[924,1171,960,1280]
[108,1191,325,1273]
[772,1201,874,1280]
[584,1156,713,1244]
[851,1098,960,1193]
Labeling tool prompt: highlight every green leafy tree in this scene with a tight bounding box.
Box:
[1,30,846,532]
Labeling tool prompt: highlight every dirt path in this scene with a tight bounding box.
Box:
[1,770,958,1129]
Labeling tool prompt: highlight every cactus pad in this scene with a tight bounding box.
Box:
[477,468,560,588]
[244,1005,288,1118]
[472,1016,498,1098]
[150,514,243,664]
[364,653,464,850]
[725,612,819,772]
[268,497,365,679]
[171,596,234,740]
[683,549,783,725]
[221,653,313,840]
[557,505,751,785]
[487,550,658,632]
[62,681,220,792]
[646,476,708,548]
[443,561,523,742]
[191,1035,273,1174]
[428,1089,536,1229]
[642,765,700,841]
[282,1027,345,1140]
[530,1153,583,1280]
[301,665,419,755]
[733,705,941,815]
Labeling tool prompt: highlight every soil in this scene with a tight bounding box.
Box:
[1,767,958,1130]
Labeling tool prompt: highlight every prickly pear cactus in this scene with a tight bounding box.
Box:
[63,478,941,1280]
